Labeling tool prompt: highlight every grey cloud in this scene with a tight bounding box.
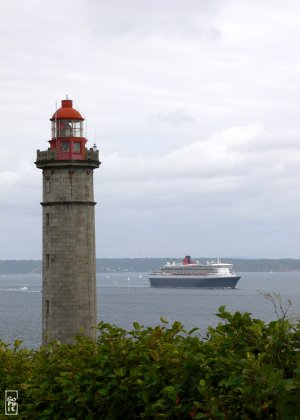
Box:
[149,108,196,125]
[0,0,299,258]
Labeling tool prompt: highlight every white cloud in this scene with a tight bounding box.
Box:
[97,120,300,256]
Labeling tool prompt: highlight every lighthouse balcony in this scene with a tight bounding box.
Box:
[86,148,99,161]
[36,149,57,161]
[36,148,100,164]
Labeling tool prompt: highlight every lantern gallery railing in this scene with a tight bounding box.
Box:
[36,149,57,161]
[36,148,99,162]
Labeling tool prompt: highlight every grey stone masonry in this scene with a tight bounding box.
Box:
[36,149,100,344]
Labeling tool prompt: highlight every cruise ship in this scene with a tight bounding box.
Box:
[149,256,240,288]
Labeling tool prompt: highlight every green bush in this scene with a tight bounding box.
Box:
[1,305,300,419]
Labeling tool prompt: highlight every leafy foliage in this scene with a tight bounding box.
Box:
[1,306,300,418]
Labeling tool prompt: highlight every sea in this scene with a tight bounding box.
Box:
[0,271,300,348]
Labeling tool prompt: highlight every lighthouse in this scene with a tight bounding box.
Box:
[35,98,100,344]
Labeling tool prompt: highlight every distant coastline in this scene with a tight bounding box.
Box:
[0,258,300,274]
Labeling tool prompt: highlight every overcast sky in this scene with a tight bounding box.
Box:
[0,0,299,259]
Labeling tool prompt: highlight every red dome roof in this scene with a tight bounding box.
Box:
[50,99,84,121]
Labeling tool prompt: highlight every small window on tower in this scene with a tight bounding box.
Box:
[61,142,69,152]
[74,142,81,153]
[46,177,50,193]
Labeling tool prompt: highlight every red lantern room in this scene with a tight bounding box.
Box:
[49,98,87,160]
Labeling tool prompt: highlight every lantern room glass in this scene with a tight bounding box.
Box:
[52,120,83,138]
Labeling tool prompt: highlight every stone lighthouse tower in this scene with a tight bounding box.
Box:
[35,98,100,344]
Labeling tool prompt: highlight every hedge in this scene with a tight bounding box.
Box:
[1,301,300,418]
